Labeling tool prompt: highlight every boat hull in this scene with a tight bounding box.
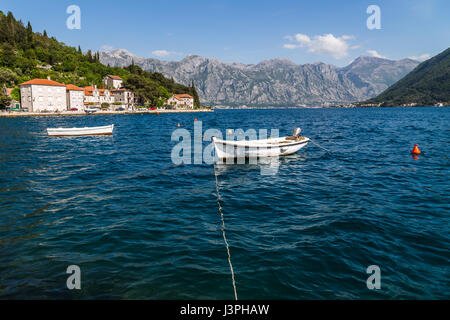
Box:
[212,136,309,159]
[47,125,114,136]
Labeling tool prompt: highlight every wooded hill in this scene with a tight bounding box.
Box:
[0,10,200,108]
[365,48,450,106]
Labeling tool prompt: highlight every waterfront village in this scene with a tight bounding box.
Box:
[1,75,196,114]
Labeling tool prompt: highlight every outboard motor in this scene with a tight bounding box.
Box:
[293,127,302,137]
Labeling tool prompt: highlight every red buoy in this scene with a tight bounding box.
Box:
[411,144,421,155]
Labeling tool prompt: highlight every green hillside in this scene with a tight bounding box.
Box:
[0,10,200,108]
[365,48,450,106]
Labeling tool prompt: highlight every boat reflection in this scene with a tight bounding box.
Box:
[214,152,308,176]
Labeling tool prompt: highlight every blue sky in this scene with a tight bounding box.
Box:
[1,0,449,66]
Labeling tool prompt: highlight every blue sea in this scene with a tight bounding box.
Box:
[0,107,448,299]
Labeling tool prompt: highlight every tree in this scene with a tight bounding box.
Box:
[0,67,17,85]
[0,94,12,109]
[157,85,170,99]
[10,87,20,101]
[26,21,33,47]
[1,43,16,67]
[190,80,201,108]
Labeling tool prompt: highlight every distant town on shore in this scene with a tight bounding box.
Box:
[3,75,196,114]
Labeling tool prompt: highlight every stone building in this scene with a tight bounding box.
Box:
[66,84,85,110]
[20,79,67,112]
[103,75,123,89]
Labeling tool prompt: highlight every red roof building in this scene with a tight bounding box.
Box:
[65,84,84,91]
[103,75,124,89]
[19,78,67,112]
[20,79,65,87]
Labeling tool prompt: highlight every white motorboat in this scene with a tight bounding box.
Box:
[212,128,309,160]
[47,124,114,136]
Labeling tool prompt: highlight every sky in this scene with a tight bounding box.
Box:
[1,0,449,66]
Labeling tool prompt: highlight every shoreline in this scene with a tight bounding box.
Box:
[0,109,213,117]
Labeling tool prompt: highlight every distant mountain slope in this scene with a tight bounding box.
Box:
[366,48,450,106]
[100,50,419,106]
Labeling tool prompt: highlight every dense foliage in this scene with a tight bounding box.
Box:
[366,48,450,106]
[0,11,200,107]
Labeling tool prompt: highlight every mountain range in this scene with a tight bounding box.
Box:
[100,49,419,106]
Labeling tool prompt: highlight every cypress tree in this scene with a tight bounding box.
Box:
[190,80,200,108]
[87,50,92,62]
[26,21,33,47]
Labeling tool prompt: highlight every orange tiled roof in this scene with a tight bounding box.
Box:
[84,86,95,96]
[98,89,114,96]
[20,79,65,87]
[107,75,123,80]
[66,84,84,91]
[174,93,193,99]
[6,88,13,95]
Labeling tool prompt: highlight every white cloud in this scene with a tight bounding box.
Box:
[367,50,388,59]
[283,33,355,59]
[283,43,299,49]
[152,50,181,58]
[408,53,430,61]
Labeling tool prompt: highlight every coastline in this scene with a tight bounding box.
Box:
[0,109,213,117]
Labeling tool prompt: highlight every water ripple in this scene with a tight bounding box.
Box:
[0,108,449,299]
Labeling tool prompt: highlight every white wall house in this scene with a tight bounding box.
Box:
[167,94,194,109]
[111,88,136,108]
[103,75,123,89]
[84,86,114,106]
[99,89,114,104]
[20,79,67,112]
[66,84,85,110]
[83,86,98,105]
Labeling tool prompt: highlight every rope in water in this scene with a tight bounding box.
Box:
[213,163,238,300]
[308,138,334,153]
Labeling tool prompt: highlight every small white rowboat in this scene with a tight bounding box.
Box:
[212,129,309,160]
[47,124,114,136]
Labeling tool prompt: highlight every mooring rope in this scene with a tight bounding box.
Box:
[308,138,333,153]
[213,163,238,300]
